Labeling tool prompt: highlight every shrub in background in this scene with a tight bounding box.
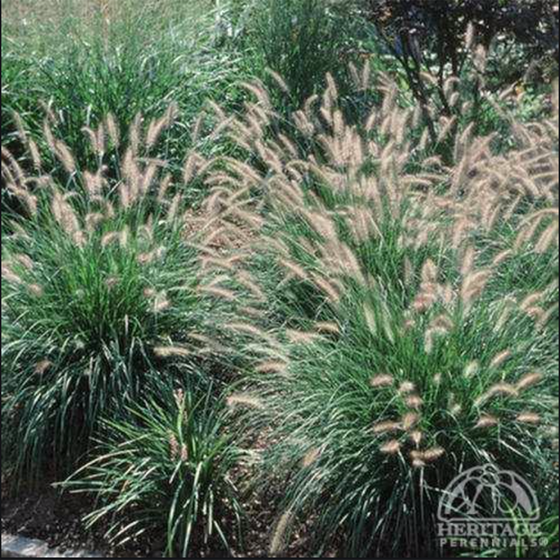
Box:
[62,382,242,558]
[201,78,559,557]
[349,1,558,147]
[363,0,558,89]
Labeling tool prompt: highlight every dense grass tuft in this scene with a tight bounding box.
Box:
[1,117,226,483]
[200,75,559,557]
[61,381,242,557]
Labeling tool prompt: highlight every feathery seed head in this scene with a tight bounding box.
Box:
[28,283,44,297]
[169,433,179,461]
[402,412,420,431]
[370,374,394,388]
[399,382,416,395]
[154,346,191,358]
[373,421,401,435]
[516,412,541,425]
[490,349,512,369]
[302,447,322,468]
[410,430,423,446]
[34,360,52,375]
[380,440,402,455]
[476,383,519,406]
[517,372,544,392]
[227,393,265,410]
[475,415,500,429]
[464,360,480,378]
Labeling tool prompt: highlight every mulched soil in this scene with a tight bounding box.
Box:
[1,465,331,558]
[1,481,132,557]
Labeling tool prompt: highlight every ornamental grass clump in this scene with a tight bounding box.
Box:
[61,382,242,558]
[1,0,247,192]
[200,74,559,556]
[1,111,225,483]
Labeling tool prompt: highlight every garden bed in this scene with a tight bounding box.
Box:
[1,484,135,557]
[1,473,330,558]
[2,1,558,558]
